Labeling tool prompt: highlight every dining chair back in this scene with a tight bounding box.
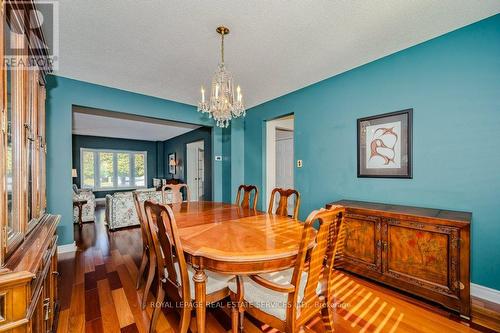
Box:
[162,183,190,203]
[132,191,158,309]
[268,187,300,219]
[144,200,235,333]
[235,185,259,210]
[238,205,345,332]
[291,206,345,329]
[144,200,192,333]
[132,191,151,255]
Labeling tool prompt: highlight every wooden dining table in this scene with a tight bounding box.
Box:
[170,201,309,333]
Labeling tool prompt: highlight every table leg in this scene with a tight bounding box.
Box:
[193,267,207,333]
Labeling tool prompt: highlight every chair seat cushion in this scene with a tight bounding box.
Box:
[229,268,322,321]
[169,265,234,300]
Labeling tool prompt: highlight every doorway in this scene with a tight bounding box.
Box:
[266,115,294,213]
[186,140,205,201]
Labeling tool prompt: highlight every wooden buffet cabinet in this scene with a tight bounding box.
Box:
[327,200,471,317]
[0,1,60,332]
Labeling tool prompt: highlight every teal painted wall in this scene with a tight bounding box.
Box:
[222,127,232,203]
[230,119,245,203]
[46,75,228,245]
[244,15,500,289]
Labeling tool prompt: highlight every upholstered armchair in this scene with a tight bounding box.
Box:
[105,189,174,230]
[72,184,96,223]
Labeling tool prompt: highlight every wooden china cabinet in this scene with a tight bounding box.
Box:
[0,1,60,333]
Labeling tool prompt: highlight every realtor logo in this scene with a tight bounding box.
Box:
[4,0,59,71]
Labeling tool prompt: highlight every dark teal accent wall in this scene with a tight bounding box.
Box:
[72,135,159,198]
[46,76,228,246]
[244,15,500,289]
[163,127,213,201]
[156,141,165,178]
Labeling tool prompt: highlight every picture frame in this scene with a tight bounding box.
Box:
[168,153,176,175]
[357,109,413,178]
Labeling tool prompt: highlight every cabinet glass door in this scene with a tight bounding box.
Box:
[4,14,26,254]
[6,66,12,236]
[0,13,5,264]
[26,70,40,232]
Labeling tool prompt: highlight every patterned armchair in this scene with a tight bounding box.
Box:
[105,189,174,230]
[72,184,96,223]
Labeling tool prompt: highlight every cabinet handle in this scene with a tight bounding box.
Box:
[43,298,50,320]
[377,240,389,251]
[52,271,59,276]
[24,123,35,141]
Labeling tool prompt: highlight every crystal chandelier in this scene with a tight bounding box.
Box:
[198,26,245,128]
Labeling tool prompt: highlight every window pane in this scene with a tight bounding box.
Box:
[117,153,131,187]
[134,153,145,187]
[99,152,114,188]
[82,151,95,188]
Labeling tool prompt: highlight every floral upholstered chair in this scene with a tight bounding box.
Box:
[72,184,96,223]
[105,189,174,230]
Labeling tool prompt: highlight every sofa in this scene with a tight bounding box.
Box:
[72,184,96,223]
[105,188,175,230]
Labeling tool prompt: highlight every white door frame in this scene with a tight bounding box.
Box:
[265,115,294,208]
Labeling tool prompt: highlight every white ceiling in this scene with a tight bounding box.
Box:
[55,1,499,108]
[72,106,200,141]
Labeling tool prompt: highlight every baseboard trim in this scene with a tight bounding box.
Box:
[471,283,500,304]
[57,241,77,254]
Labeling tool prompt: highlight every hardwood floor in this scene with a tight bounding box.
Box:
[57,208,494,333]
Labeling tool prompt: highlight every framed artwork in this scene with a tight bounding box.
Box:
[168,153,176,175]
[357,109,413,178]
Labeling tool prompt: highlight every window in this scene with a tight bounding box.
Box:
[80,149,147,190]
[82,150,95,188]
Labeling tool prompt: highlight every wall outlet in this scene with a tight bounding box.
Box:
[297,160,303,168]
[215,155,222,161]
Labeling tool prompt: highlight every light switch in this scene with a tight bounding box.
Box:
[297,160,303,168]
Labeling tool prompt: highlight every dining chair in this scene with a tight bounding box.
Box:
[144,200,237,333]
[268,187,300,219]
[235,185,259,210]
[162,183,190,203]
[132,191,157,310]
[229,205,345,332]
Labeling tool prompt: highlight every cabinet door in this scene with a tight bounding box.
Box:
[382,218,460,296]
[0,1,5,265]
[48,248,58,329]
[343,213,382,273]
[31,287,46,333]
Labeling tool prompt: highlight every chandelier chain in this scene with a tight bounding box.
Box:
[221,31,224,64]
